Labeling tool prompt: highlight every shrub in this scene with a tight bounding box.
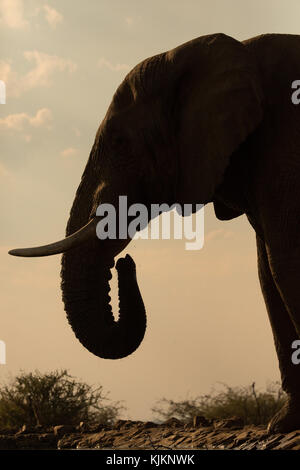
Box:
[0,369,124,428]
[152,382,286,425]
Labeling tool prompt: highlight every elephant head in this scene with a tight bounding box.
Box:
[9,33,263,359]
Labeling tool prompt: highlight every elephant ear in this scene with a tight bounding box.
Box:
[165,33,264,205]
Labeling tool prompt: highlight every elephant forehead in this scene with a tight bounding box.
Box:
[115,54,167,106]
[106,34,231,115]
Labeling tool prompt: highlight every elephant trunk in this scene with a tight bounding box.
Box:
[8,158,147,359]
[61,239,146,359]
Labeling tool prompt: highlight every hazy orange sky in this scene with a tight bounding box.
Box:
[1,0,299,420]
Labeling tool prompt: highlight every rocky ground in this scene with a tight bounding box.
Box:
[0,416,300,450]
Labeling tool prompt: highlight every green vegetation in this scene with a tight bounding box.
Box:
[0,369,124,428]
[0,371,286,429]
[152,382,286,425]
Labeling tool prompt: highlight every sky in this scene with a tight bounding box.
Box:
[1,0,299,421]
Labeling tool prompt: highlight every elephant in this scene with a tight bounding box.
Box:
[9,32,300,433]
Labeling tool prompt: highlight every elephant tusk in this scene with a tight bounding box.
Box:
[8,218,98,257]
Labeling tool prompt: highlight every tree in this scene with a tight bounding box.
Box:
[152,382,286,425]
[0,369,124,428]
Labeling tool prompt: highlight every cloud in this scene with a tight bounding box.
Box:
[0,162,11,178]
[0,108,52,131]
[98,57,130,72]
[43,4,63,28]
[23,51,77,88]
[0,0,28,29]
[0,1,63,30]
[61,147,78,157]
[125,15,142,28]
[0,52,77,97]
[74,128,81,137]
[0,61,19,97]
[125,17,134,26]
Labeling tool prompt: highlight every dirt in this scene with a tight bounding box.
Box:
[0,416,300,450]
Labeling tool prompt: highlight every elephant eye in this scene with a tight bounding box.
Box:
[112,135,127,149]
